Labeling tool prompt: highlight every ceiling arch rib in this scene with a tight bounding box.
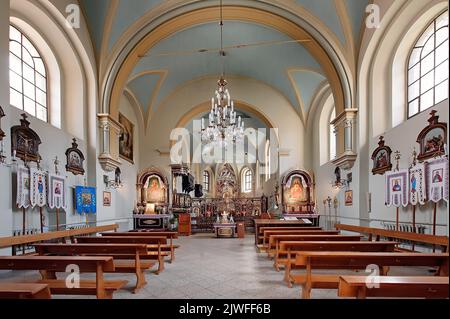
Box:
[104,6,353,123]
[130,21,322,118]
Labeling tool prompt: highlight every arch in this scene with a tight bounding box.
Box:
[103,5,353,121]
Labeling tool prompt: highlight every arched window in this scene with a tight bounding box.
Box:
[203,170,210,193]
[265,141,271,182]
[242,168,253,193]
[9,25,48,122]
[407,11,448,118]
[329,108,336,161]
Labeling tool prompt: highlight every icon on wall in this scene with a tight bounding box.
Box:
[65,138,85,175]
[11,113,41,162]
[416,110,447,162]
[119,113,134,164]
[103,191,111,207]
[371,136,392,175]
[345,190,353,206]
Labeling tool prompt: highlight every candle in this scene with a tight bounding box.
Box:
[201,118,205,130]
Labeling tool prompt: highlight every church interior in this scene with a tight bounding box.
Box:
[0,0,449,301]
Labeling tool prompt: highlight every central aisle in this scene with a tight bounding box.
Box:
[114,233,309,299]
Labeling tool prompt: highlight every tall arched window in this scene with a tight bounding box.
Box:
[9,25,48,122]
[407,11,448,118]
[265,141,271,182]
[242,168,253,193]
[203,170,210,193]
[329,108,336,161]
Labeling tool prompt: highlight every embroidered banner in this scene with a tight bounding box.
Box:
[385,169,409,207]
[30,168,47,208]
[75,186,96,214]
[426,157,449,203]
[16,165,31,209]
[48,174,68,210]
[409,163,427,206]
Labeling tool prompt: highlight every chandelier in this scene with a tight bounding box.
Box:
[201,0,244,146]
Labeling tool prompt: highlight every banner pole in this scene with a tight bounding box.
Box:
[56,208,60,231]
[412,205,416,251]
[39,207,44,233]
[396,207,399,231]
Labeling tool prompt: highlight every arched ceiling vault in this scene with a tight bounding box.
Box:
[79,2,369,125]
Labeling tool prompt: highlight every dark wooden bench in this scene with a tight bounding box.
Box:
[292,252,449,299]
[101,232,179,262]
[267,235,363,258]
[0,283,52,299]
[279,241,398,284]
[34,243,154,293]
[0,256,127,299]
[75,236,167,274]
[335,224,449,252]
[338,275,449,299]
[263,230,340,249]
[254,220,320,245]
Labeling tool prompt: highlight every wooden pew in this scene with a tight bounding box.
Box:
[292,252,449,299]
[254,220,320,245]
[267,235,363,259]
[0,256,127,299]
[263,230,340,249]
[34,243,154,293]
[75,236,167,274]
[280,241,398,284]
[338,276,449,299]
[335,224,449,252]
[0,283,51,299]
[101,232,179,263]
[0,224,119,250]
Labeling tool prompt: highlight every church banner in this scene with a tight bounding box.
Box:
[426,157,449,203]
[48,173,68,210]
[385,169,409,207]
[75,186,97,214]
[16,165,31,209]
[409,163,427,206]
[30,168,47,208]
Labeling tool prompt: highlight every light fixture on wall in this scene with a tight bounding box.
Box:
[201,0,244,147]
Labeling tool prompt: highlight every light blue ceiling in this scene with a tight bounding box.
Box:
[294,0,346,45]
[108,0,162,51]
[345,0,370,44]
[290,71,326,116]
[128,73,162,114]
[80,0,369,55]
[80,0,110,53]
[129,21,322,114]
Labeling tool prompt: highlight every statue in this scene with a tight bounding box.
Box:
[221,211,230,224]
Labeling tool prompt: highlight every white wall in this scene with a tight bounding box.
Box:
[95,93,140,229]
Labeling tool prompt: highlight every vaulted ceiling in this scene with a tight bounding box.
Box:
[80,0,369,125]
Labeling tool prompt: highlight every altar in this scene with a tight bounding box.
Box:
[133,214,170,230]
[213,223,237,238]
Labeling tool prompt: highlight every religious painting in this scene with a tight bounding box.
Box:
[11,113,41,162]
[409,163,426,206]
[284,175,308,204]
[65,138,85,175]
[371,136,392,175]
[48,174,67,210]
[425,157,449,203]
[385,170,409,207]
[103,191,111,207]
[144,175,165,203]
[16,165,31,209]
[75,186,97,214]
[281,170,314,214]
[345,190,353,206]
[119,113,134,164]
[30,168,47,208]
[417,110,447,162]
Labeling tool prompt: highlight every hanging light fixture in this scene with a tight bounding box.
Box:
[201,0,244,147]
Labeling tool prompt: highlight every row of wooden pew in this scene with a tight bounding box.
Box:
[0,229,180,299]
[257,225,449,299]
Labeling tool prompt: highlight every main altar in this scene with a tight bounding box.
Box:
[213,211,237,238]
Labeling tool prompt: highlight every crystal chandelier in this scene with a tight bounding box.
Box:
[201,0,244,146]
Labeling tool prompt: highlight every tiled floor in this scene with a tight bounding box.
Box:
[0,233,431,299]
